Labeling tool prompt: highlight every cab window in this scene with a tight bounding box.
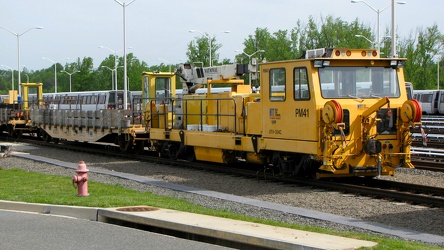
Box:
[155,77,172,104]
[294,67,309,100]
[269,68,286,101]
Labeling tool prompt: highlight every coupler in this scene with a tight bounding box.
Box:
[72,161,89,196]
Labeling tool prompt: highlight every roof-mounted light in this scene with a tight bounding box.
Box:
[390,60,406,69]
[314,60,323,68]
[314,60,330,68]
[335,50,341,57]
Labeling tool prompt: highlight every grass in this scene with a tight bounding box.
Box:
[0,167,441,250]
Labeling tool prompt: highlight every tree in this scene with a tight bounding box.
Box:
[74,57,95,91]
[0,69,14,94]
[399,24,444,89]
[299,15,372,53]
[238,15,375,65]
[238,27,270,63]
[186,35,222,66]
[126,53,149,91]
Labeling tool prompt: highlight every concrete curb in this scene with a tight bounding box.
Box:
[0,200,377,249]
[97,206,378,250]
[0,200,98,221]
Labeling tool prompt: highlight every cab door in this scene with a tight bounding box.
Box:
[262,64,317,141]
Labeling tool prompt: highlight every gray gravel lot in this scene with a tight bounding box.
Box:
[1,142,443,240]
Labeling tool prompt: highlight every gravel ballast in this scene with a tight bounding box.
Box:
[1,142,443,243]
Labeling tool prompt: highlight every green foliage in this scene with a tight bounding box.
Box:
[399,24,444,90]
[126,53,149,91]
[186,35,222,66]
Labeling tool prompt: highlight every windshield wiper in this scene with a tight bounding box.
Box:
[347,95,364,102]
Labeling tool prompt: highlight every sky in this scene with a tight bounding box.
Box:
[0,0,443,72]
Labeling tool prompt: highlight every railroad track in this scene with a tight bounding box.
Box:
[2,134,444,208]
[411,159,444,172]
[411,116,444,172]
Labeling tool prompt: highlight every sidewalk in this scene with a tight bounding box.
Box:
[0,200,377,250]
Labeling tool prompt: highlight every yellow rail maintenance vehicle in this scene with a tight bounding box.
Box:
[0,83,43,137]
[144,48,422,178]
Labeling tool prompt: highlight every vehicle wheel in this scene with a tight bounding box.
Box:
[167,143,182,160]
[119,135,134,153]
[185,146,195,162]
[222,150,236,164]
[133,140,145,155]
[7,125,14,137]
[15,130,23,139]
[42,131,52,142]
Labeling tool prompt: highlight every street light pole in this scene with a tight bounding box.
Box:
[100,66,116,90]
[0,26,43,97]
[114,0,135,110]
[390,0,406,57]
[428,53,442,90]
[391,0,396,57]
[438,58,441,90]
[60,70,80,92]
[354,34,375,48]
[42,57,57,93]
[351,0,405,56]
[99,46,119,91]
[189,30,230,67]
[355,34,391,51]
[42,57,68,93]
[439,58,441,90]
[235,49,265,85]
[0,64,14,91]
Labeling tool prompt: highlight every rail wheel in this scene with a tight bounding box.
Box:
[167,143,179,160]
[185,146,195,162]
[292,155,309,177]
[133,140,145,155]
[7,125,21,138]
[15,130,23,139]
[302,158,321,179]
[42,131,52,143]
[7,125,14,137]
[118,134,134,153]
[271,152,292,176]
[222,150,236,164]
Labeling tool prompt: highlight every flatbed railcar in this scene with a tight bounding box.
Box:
[29,89,146,150]
[28,47,421,178]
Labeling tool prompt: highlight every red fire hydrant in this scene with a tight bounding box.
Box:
[72,161,89,196]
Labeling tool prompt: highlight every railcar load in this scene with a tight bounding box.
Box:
[30,89,146,151]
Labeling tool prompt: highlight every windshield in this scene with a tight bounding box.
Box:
[319,67,400,99]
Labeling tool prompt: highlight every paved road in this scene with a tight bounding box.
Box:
[0,210,234,250]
